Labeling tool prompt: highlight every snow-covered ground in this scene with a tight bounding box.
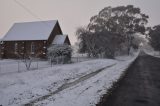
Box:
[0,54,138,106]
[0,60,51,75]
[0,57,92,75]
[144,49,160,57]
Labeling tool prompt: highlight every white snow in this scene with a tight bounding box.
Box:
[0,54,138,106]
[2,20,57,41]
[144,49,160,57]
[52,35,68,45]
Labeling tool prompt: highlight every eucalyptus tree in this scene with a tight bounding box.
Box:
[76,5,149,58]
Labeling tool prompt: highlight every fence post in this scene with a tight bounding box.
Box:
[0,63,1,73]
[61,56,63,64]
[62,56,64,64]
[18,61,20,72]
[37,59,38,69]
[51,60,52,67]
[57,57,58,64]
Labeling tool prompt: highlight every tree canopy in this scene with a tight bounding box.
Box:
[76,5,149,58]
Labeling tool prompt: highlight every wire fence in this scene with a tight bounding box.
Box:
[71,57,94,63]
[0,57,93,75]
[0,60,50,75]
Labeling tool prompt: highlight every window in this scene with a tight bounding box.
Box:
[15,43,18,54]
[31,42,35,54]
[0,41,3,44]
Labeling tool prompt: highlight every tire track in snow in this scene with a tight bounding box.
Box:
[24,63,116,106]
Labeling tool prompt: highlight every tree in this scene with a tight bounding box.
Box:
[87,5,149,55]
[76,27,90,54]
[47,45,72,64]
[16,50,42,70]
[15,42,44,70]
[149,25,160,51]
[76,26,123,58]
[76,5,149,58]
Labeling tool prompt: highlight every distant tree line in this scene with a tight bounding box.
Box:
[148,25,160,52]
[76,5,149,58]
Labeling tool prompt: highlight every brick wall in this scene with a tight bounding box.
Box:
[2,40,47,59]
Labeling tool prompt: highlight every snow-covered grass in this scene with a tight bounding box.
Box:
[144,49,160,58]
[71,57,94,63]
[0,57,93,75]
[37,55,137,106]
[0,54,138,106]
[0,60,50,75]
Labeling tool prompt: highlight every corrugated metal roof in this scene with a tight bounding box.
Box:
[52,35,67,45]
[2,20,58,41]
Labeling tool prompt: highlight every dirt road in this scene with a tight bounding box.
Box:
[97,53,160,106]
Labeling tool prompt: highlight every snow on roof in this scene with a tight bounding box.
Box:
[2,20,58,41]
[52,35,68,45]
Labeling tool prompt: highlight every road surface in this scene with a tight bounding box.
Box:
[97,53,160,106]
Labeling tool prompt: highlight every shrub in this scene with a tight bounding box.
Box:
[47,45,72,64]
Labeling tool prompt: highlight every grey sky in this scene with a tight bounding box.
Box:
[0,0,160,44]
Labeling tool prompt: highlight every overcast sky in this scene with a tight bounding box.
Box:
[0,0,160,44]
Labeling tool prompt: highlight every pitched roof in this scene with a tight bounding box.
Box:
[2,20,58,41]
[52,35,68,45]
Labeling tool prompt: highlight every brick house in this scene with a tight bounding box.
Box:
[0,20,70,59]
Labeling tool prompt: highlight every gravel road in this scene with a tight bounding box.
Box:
[97,53,160,106]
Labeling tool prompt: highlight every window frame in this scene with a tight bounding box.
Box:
[14,43,18,54]
[31,42,35,54]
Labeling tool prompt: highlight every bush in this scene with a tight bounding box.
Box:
[47,45,72,64]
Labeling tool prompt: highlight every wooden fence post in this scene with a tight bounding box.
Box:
[0,63,1,73]
[18,61,20,72]
[37,60,38,69]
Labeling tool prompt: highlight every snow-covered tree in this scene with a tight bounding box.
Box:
[76,5,149,57]
[47,45,72,64]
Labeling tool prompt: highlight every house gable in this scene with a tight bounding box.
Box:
[64,36,71,45]
[52,35,71,45]
[47,21,63,46]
